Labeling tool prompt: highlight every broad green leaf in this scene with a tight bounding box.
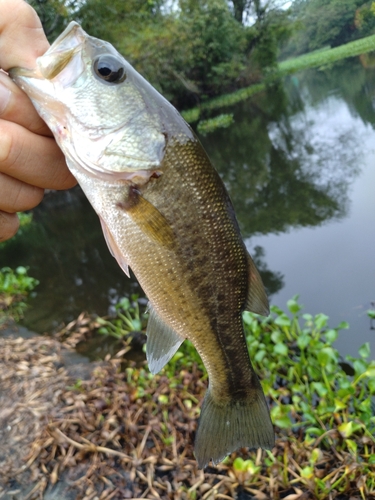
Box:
[274,342,288,356]
[274,415,292,429]
[354,359,368,375]
[287,298,302,314]
[302,313,313,321]
[274,313,291,327]
[314,313,328,330]
[358,342,371,359]
[337,321,349,330]
[271,331,282,343]
[309,448,322,465]
[338,421,354,438]
[297,334,311,349]
[301,466,314,479]
[254,349,266,363]
[317,347,337,365]
[158,394,169,404]
[334,398,347,411]
[233,457,246,471]
[311,382,328,397]
[325,329,338,343]
[305,427,323,436]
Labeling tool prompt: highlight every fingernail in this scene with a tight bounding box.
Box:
[0,81,11,115]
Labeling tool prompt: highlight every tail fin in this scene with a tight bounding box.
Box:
[194,386,274,469]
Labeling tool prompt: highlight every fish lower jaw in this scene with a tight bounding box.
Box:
[71,159,162,184]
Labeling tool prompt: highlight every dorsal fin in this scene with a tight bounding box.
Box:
[146,305,185,374]
[245,253,269,316]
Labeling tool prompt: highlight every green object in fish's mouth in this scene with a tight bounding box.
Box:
[10,21,274,468]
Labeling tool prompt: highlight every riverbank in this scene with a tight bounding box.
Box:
[182,33,375,133]
[1,303,374,499]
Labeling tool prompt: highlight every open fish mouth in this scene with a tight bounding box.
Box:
[9,21,85,91]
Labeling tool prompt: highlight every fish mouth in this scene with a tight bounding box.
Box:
[9,21,85,83]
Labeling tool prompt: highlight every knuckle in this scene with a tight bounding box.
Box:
[14,185,44,211]
[0,123,13,165]
[0,212,19,242]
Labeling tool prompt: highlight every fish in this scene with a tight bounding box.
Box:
[10,21,274,468]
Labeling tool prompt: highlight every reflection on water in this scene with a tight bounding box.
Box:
[200,58,375,357]
[0,57,374,356]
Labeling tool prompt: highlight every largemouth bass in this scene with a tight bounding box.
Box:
[10,22,274,468]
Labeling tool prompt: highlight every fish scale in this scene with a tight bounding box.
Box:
[10,21,275,468]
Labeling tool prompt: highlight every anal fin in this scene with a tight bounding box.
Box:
[146,305,185,374]
[245,252,269,316]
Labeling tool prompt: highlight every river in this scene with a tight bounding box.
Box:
[1,56,374,358]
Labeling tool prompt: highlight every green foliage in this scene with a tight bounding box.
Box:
[70,0,293,107]
[243,296,375,463]
[182,33,375,129]
[76,0,250,107]
[0,266,39,322]
[284,0,375,57]
[279,33,375,75]
[97,294,375,495]
[100,294,375,447]
[28,0,78,41]
[355,2,375,36]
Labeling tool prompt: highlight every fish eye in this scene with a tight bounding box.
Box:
[93,55,126,84]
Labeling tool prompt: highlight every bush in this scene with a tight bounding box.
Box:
[0,266,39,323]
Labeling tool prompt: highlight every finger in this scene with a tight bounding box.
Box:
[0,71,52,136]
[0,211,20,242]
[0,172,44,213]
[0,0,49,71]
[0,119,77,190]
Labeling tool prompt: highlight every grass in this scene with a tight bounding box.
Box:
[182,33,375,129]
[278,34,375,75]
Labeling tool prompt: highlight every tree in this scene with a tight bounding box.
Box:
[284,0,375,56]
[30,0,293,107]
[28,0,78,40]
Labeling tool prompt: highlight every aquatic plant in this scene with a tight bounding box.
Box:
[0,266,39,323]
[92,295,375,497]
[96,295,147,339]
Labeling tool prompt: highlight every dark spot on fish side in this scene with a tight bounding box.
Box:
[116,186,141,211]
[210,318,218,331]
[150,171,162,179]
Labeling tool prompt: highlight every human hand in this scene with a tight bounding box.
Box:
[0,0,76,242]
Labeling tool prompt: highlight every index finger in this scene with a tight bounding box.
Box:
[0,0,49,71]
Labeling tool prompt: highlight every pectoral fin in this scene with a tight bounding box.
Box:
[118,187,174,247]
[99,216,130,277]
[245,253,269,316]
[146,305,185,374]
